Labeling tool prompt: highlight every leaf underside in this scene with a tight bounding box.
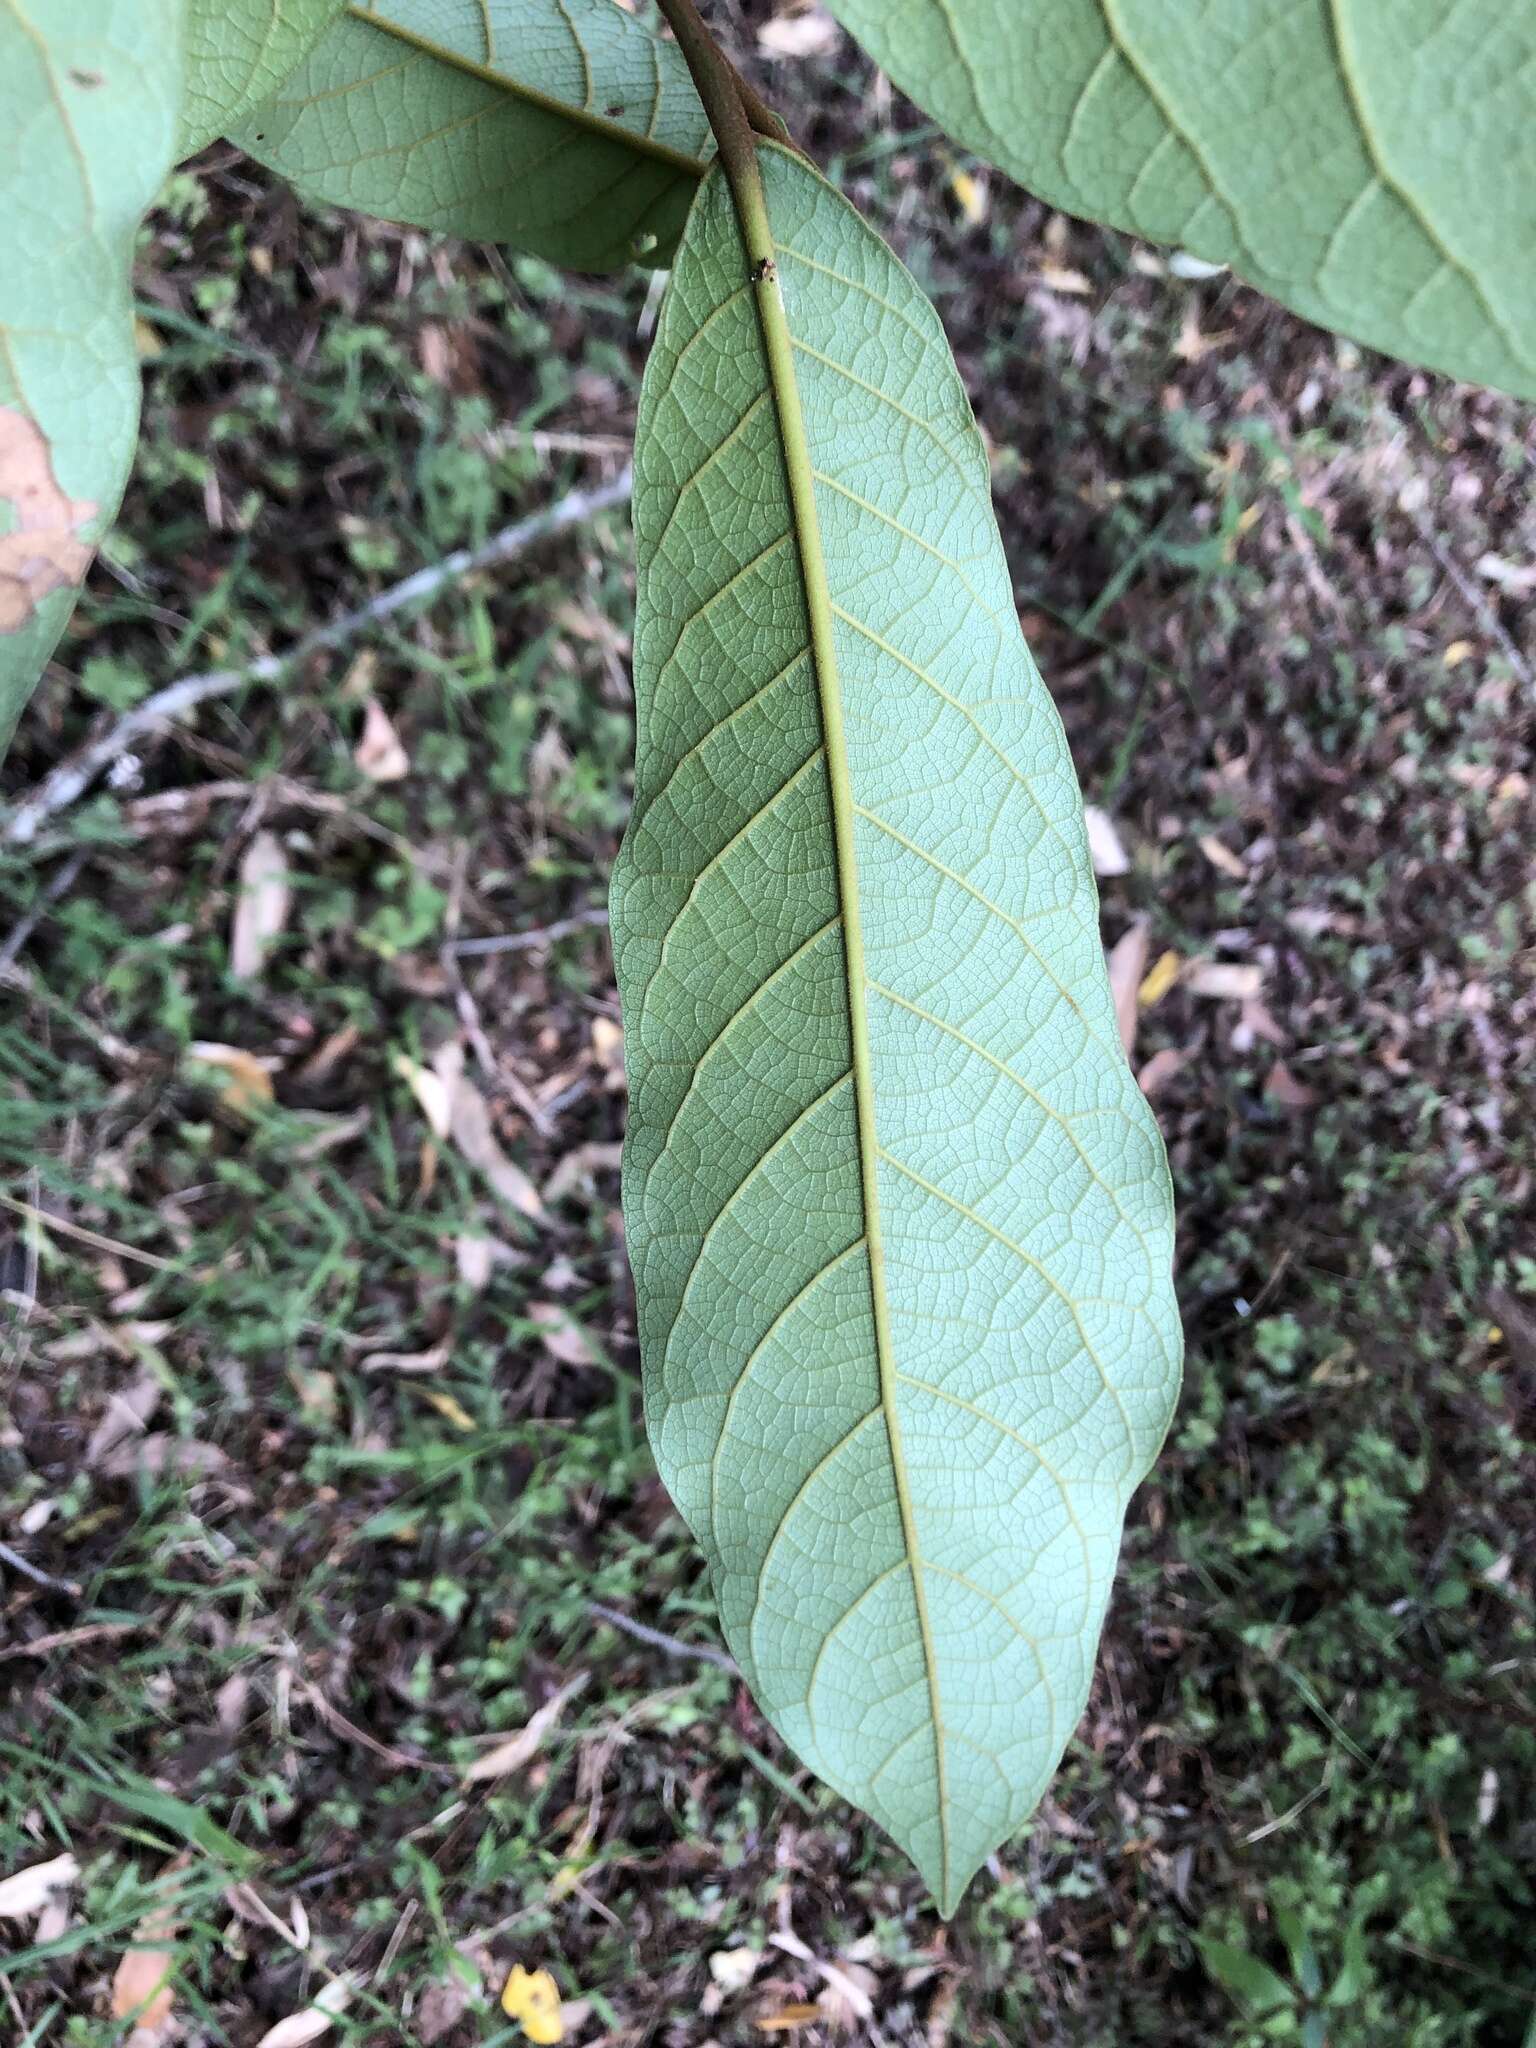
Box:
[232,0,712,272]
[613,144,1180,1912]
[826,0,1536,399]
[180,0,346,156]
[0,0,182,751]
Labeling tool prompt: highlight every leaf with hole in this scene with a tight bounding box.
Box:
[0,0,183,752]
[612,141,1180,1911]
[231,0,712,272]
[180,0,346,154]
[824,0,1536,398]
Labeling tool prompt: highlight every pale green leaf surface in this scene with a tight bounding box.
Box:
[0,0,182,751]
[180,0,345,155]
[824,0,1536,398]
[612,144,1180,1911]
[230,0,712,272]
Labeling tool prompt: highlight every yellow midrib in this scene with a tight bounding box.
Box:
[342,2,709,175]
[729,143,951,1903]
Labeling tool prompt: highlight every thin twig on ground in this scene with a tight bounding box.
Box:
[0,851,86,970]
[3,470,633,846]
[0,1540,80,1597]
[448,908,611,957]
[1411,511,1534,691]
[586,1600,739,1673]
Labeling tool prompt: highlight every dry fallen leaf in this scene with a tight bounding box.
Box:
[0,1851,79,1921]
[85,1365,163,1467]
[186,1042,276,1116]
[1083,805,1130,877]
[1138,949,1182,1009]
[528,1301,596,1367]
[393,1050,452,1140]
[0,408,97,631]
[709,1947,764,1995]
[948,165,987,225]
[543,1141,624,1205]
[99,1434,228,1479]
[465,1672,589,1783]
[1104,919,1150,1057]
[230,830,291,980]
[770,1930,875,2022]
[1263,1061,1318,1110]
[1136,1046,1188,1099]
[361,1341,451,1376]
[1183,960,1263,1001]
[1474,552,1536,595]
[354,697,410,782]
[112,1887,181,2035]
[1037,263,1093,294]
[757,6,837,57]
[253,1973,357,2048]
[755,2006,822,2032]
[588,1015,625,1088]
[416,1387,476,1432]
[1197,833,1248,880]
[454,1234,498,1292]
[416,1975,477,2043]
[427,1044,546,1223]
[501,1964,564,2045]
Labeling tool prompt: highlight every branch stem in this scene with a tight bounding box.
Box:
[654,0,780,232]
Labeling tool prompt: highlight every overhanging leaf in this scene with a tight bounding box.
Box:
[0,0,183,752]
[180,0,346,155]
[612,141,1180,1911]
[824,0,1536,399]
[231,0,712,272]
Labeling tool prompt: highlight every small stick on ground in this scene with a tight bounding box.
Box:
[587,1600,739,1673]
[3,469,633,847]
[448,908,611,957]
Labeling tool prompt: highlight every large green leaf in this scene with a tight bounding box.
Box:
[180,0,346,155]
[231,0,711,272]
[0,0,183,752]
[824,0,1536,399]
[612,142,1180,1911]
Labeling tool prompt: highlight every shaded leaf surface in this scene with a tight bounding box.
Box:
[232,0,711,272]
[180,0,345,154]
[0,0,182,750]
[613,144,1179,1910]
[825,0,1536,398]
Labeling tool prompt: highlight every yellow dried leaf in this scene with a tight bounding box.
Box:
[501,1964,563,2044]
[186,1042,276,1116]
[755,2005,822,2032]
[949,167,986,225]
[393,1050,453,1140]
[416,1387,476,1433]
[1138,950,1182,1009]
